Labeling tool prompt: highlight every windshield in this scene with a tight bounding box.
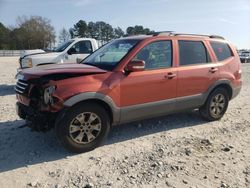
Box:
[54,40,74,52]
[82,39,141,71]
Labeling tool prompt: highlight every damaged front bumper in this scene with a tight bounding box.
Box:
[16,102,57,132]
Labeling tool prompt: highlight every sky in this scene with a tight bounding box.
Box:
[0,0,250,49]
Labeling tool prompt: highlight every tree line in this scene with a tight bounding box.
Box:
[0,16,56,50]
[0,16,153,50]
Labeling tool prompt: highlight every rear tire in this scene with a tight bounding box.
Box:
[55,102,110,153]
[199,88,229,121]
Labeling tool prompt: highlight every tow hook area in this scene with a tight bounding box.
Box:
[16,102,56,132]
[25,115,54,132]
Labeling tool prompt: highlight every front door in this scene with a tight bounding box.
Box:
[66,40,93,63]
[119,40,177,122]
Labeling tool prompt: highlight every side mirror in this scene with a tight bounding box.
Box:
[67,48,76,55]
[125,60,145,72]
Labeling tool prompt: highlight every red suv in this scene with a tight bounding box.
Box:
[15,32,242,153]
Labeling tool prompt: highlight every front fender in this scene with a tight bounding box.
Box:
[63,92,120,125]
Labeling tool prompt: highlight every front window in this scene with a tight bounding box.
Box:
[82,39,141,71]
[133,41,172,70]
[70,41,93,54]
[54,40,74,52]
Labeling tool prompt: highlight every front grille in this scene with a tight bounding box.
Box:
[15,79,29,94]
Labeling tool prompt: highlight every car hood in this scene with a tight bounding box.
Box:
[20,63,107,79]
[20,49,46,58]
[24,52,61,59]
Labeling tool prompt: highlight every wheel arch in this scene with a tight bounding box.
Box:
[205,80,233,101]
[63,92,120,125]
[73,99,114,124]
[211,84,233,100]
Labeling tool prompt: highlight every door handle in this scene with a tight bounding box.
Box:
[165,72,176,79]
[209,67,218,73]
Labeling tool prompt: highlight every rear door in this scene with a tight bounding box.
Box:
[176,40,219,108]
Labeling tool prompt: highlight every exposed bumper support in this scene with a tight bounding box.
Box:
[16,102,57,132]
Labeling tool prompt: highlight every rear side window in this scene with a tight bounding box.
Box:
[210,42,233,61]
[179,41,210,66]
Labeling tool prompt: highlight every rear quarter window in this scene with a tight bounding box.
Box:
[210,42,233,61]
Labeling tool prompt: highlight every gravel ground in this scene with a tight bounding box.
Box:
[0,57,249,188]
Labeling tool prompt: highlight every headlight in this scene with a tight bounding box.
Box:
[16,72,24,80]
[44,86,56,105]
[22,58,33,68]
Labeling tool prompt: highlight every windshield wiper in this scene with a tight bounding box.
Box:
[83,62,93,65]
[83,62,99,68]
[83,62,110,71]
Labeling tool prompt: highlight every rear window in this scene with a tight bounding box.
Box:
[179,41,210,66]
[210,42,233,61]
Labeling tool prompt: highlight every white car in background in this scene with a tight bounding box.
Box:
[19,38,98,69]
[239,51,250,63]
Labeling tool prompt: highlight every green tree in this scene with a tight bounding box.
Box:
[58,28,70,44]
[71,20,126,43]
[87,21,97,38]
[0,22,11,49]
[69,28,74,38]
[15,16,56,49]
[126,26,135,36]
[70,20,153,43]
[133,25,144,34]
[94,21,106,42]
[114,27,124,38]
[72,20,88,37]
[126,25,153,36]
[102,23,114,42]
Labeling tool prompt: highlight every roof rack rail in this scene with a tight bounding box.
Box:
[173,33,225,40]
[148,31,225,40]
[147,31,174,36]
[209,35,225,40]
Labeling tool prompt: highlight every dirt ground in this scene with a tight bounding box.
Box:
[0,57,249,188]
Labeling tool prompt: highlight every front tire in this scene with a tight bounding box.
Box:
[199,88,229,121]
[55,102,110,153]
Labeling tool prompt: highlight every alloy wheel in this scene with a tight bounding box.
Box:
[69,112,101,144]
[209,93,226,118]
